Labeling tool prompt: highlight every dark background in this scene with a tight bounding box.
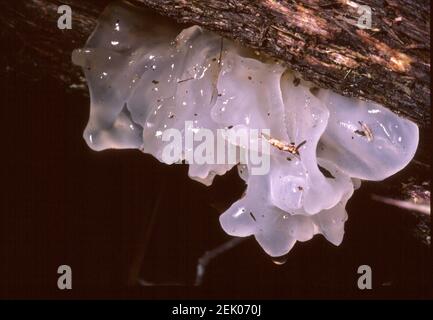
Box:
[0,1,431,299]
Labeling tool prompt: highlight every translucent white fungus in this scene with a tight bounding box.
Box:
[73,3,419,257]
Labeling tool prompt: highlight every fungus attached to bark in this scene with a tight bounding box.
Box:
[73,2,419,257]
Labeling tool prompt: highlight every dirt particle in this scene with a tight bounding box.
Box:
[249,212,257,221]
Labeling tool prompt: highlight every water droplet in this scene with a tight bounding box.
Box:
[272,255,288,265]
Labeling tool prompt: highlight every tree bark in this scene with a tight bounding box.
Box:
[138,0,430,129]
[2,0,429,128]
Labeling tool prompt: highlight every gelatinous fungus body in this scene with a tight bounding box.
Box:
[73,2,419,257]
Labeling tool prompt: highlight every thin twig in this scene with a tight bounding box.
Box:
[137,279,185,286]
[372,194,430,215]
[194,237,246,286]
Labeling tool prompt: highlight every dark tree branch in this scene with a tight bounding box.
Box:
[137,0,430,128]
[0,0,103,86]
[1,0,430,128]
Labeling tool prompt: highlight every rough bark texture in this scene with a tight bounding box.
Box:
[1,0,430,128]
[138,0,430,128]
[0,0,104,88]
